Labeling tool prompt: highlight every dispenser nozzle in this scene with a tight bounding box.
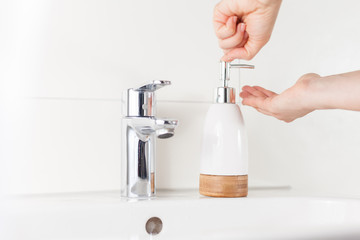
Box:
[220,61,231,87]
[219,61,254,87]
[216,61,255,104]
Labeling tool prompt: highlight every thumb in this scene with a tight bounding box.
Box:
[221,39,262,61]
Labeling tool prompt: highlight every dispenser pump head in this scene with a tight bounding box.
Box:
[216,61,254,104]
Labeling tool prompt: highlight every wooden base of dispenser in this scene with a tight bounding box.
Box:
[199,174,248,198]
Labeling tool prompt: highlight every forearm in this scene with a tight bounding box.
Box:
[306,71,360,111]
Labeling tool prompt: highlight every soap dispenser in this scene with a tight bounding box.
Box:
[199,61,254,197]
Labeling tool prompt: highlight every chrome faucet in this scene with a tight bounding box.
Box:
[121,80,178,198]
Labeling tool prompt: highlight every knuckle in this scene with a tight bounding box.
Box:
[246,54,255,60]
[215,30,223,39]
[218,40,230,50]
[241,52,254,60]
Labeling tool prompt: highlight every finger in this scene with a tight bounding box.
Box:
[242,95,261,108]
[237,31,249,48]
[242,95,268,110]
[242,86,267,98]
[218,23,246,50]
[214,16,238,39]
[253,86,277,97]
[221,31,249,61]
[221,38,261,61]
[241,86,254,95]
[241,93,272,115]
[239,90,252,98]
[223,49,231,55]
[222,47,251,61]
[223,31,249,52]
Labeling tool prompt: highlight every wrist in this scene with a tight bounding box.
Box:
[298,74,323,112]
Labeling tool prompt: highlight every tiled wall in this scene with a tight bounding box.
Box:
[2,0,360,196]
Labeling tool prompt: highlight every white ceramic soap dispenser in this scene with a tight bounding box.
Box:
[199,61,254,197]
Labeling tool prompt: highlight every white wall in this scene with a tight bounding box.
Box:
[1,0,360,196]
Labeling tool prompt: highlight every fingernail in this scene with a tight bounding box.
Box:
[233,16,237,23]
[240,23,246,32]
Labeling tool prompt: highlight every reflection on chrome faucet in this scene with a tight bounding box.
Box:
[121,81,178,198]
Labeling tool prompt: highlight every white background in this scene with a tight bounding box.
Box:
[1,0,360,196]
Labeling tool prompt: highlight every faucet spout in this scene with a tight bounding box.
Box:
[155,119,178,139]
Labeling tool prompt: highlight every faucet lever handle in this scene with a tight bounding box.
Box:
[127,80,172,117]
[136,80,171,92]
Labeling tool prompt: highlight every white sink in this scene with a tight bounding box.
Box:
[1,189,360,240]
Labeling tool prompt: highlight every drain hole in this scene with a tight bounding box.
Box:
[145,217,163,235]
